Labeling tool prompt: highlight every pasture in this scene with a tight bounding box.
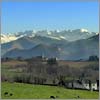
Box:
[1,82,99,99]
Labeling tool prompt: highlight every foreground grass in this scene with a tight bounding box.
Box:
[1,82,99,99]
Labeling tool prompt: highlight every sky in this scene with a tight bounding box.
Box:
[1,1,99,34]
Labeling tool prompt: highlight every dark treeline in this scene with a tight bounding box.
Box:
[1,56,99,86]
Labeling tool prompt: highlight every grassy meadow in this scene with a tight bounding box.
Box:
[1,82,99,99]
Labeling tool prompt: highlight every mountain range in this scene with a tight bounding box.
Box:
[1,29,99,60]
[1,29,98,43]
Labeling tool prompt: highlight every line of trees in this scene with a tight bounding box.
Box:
[1,57,99,85]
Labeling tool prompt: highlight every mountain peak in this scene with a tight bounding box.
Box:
[1,29,97,44]
[80,29,88,32]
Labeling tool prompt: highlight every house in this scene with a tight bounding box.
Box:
[91,83,98,90]
[63,79,99,91]
[64,80,85,89]
[83,80,99,91]
[83,83,90,90]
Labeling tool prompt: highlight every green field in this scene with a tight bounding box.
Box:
[1,82,99,99]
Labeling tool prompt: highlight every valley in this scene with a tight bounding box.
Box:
[1,29,99,99]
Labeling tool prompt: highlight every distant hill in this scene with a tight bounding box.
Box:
[2,34,99,60]
[2,43,60,58]
[1,35,67,56]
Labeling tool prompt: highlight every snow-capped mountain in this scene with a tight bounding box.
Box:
[1,29,98,44]
[1,34,18,43]
[2,34,99,60]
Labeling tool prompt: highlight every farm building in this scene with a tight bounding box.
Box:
[83,81,98,90]
[59,79,99,91]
